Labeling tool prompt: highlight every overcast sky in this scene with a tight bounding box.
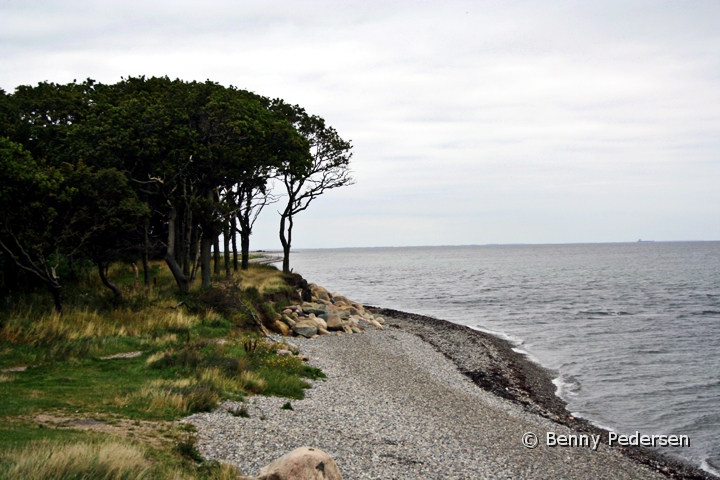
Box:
[2,0,719,248]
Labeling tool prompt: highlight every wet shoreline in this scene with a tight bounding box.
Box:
[371,307,717,480]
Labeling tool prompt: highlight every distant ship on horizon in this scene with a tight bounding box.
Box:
[637,239,655,243]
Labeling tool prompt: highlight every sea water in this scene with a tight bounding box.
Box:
[287,242,720,475]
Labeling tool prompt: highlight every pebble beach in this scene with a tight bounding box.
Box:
[185,305,716,479]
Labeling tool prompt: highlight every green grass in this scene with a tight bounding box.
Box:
[0,421,88,450]
[0,354,167,419]
[0,333,319,420]
[0,260,322,479]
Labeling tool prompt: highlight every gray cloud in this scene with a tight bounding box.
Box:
[2,0,719,247]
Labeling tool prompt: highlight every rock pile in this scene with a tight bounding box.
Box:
[268,284,385,338]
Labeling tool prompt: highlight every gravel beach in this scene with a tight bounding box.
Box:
[184,308,715,479]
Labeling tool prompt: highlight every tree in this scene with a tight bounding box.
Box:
[66,165,150,298]
[0,77,347,300]
[272,101,354,273]
[0,138,70,311]
[82,77,199,293]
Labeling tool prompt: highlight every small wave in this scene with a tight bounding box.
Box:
[578,310,633,316]
[701,459,720,477]
[468,324,524,346]
[692,310,720,316]
[568,412,617,433]
[553,375,581,398]
[634,348,669,354]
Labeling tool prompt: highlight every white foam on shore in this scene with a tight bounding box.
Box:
[552,376,569,397]
[467,323,524,347]
[423,316,717,478]
[509,346,547,367]
[567,409,617,432]
[700,459,720,477]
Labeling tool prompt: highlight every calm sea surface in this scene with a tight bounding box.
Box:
[287,242,720,474]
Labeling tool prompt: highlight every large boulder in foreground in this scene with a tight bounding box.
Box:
[256,446,342,480]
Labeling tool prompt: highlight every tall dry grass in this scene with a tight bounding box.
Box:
[0,300,202,362]
[236,265,287,294]
[0,261,284,355]
[116,367,266,415]
[1,439,153,480]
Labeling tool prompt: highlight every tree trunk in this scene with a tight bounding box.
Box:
[98,263,122,298]
[68,254,77,281]
[201,233,212,289]
[175,208,183,270]
[239,192,252,270]
[239,214,250,271]
[48,283,62,313]
[213,235,221,275]
[183,206,193,276]
[241,230,250,270]
[190,237,201,282]
[132,263,139,289]
[223,220,231,278]
[189,225,199,283]
[142,221,150,286]
[279,213,293,273]
[231,214,238,271]
[164,206,190,293]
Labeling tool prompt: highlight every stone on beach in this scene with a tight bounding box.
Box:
[256,446,342,480]
[292,321,318,338]
[307,314,328,330]
[310,284,332,302]
[283,288,385,338]
[304,307,327,317]
[325,314,343,331]
[272,320,291,336]
[281,316,297,328]
[189,310,671,479]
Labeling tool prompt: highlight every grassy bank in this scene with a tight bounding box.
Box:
[0,260,323,479]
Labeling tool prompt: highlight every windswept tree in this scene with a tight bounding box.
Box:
[0,77,354,301]
[272,101,354,273]
[87,77,199,293]
[0,138,66,310]
[67,165,150,298]
[232,110,310,271]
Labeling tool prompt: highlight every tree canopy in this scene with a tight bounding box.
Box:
[0,77,353,309]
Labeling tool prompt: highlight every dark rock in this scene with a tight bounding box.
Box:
[292,321,318,338]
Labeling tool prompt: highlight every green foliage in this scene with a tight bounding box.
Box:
[174,432,204,463]
[0,76,321,303]
[0,74,346,477]
[226,404,249,418]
